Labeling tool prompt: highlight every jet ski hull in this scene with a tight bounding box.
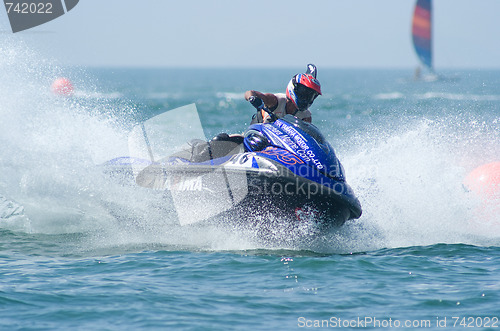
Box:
[134,152,361,229]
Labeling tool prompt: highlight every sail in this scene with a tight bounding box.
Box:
[412,0,432,70]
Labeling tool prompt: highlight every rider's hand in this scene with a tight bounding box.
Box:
[248,96,264,110]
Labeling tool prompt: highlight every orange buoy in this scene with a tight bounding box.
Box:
[51,77,74,96]
[464,162,500,233]
[464,162,500,200]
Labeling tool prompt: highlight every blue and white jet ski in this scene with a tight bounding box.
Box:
[111,104,362,229]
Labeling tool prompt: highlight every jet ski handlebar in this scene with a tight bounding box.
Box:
[248,96,277,122]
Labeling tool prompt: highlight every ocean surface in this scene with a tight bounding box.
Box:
[1,43,499,330]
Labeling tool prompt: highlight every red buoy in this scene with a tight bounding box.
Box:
[51,77,74,96]
[464,162,500,233]
[464,162,500,200]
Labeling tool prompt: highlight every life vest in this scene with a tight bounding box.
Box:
[251,93,312,124]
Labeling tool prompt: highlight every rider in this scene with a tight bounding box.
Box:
[244,64,322,123]
[204,64,321,155]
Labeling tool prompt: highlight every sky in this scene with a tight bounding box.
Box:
[1,0,500,69]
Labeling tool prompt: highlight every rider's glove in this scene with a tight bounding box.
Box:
[248,96,264,110]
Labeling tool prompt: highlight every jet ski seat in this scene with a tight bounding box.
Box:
[170,133,244,163]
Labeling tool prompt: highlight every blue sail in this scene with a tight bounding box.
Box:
[412,0,432,70]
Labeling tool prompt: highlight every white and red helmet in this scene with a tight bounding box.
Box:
[286,65,322,111]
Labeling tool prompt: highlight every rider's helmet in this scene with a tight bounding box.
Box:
[286,72,322,112]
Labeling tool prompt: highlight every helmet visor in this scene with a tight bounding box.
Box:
[295,83,319,109]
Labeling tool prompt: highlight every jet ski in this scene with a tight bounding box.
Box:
[110,105,362,230]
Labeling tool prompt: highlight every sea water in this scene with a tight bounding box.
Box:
[0,43,499,330]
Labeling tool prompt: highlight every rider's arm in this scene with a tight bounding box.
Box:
[244,90,278,110]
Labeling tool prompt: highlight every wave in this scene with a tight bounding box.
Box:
[372,91,500,102]
[373,92,405,100]
[216,92,245,100]
[417,92,500,101]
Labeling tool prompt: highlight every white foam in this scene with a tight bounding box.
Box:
[341,118,500,250]
[373,92,405,100]
[417,92,500,101]
[216,92,244,100]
